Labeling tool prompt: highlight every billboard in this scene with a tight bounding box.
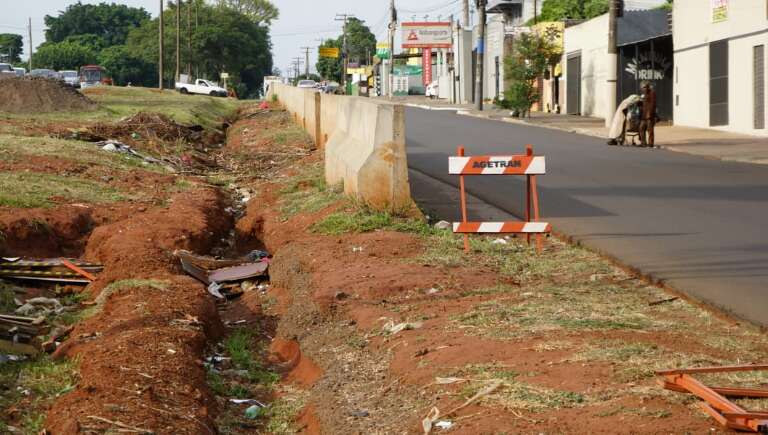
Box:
[401,22,452,49]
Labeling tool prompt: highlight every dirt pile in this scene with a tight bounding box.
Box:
[0,77,97,113]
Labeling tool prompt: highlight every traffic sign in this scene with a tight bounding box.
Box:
[319,47,340,58]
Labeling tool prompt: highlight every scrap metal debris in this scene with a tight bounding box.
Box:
[174,250,269,299]
[657,364,768,432]
[0,257,102,284]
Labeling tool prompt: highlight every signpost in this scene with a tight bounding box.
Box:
[401,22,452,49]
[376,42,391,60]
[319,47,340,59]
[422,48,432,86]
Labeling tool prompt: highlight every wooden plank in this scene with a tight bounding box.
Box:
[657,364,768,375]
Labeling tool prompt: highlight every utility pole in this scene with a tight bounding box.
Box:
[463,0,470,27]
[159,0,164,89]
[534,0,538,25]
[292,57,303,83]
[27,18,32,71]
[606,0,618,127]
[175,0,181,83]
[474,0,487,111]
[300,46,311,78]
[187,0,192,78]
[335,13,354,93]
[388,0,396,98]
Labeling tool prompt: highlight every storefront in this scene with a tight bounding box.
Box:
[617,10,673,121]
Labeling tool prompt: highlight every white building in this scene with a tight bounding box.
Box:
[673,0,768,135]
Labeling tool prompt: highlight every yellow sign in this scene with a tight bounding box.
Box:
[319,47,340,58]
[711,0,728,23]
[376,42,390,49]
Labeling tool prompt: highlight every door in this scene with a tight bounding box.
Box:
[755,45,765,130]
[567,53,582,115]
[709,40,729,126]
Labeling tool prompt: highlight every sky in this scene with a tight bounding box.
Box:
[1,0,665,74]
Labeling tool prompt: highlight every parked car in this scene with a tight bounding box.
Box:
[29,69,57,79]
[13,67,25,77]
[0,63,15,80]
[175,79,228,97]
[61,70,80,88]
[297,79,317,89]
[323,81,340,94]
[425,80,439,99]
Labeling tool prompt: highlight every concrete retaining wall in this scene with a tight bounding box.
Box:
[270,83,412,210]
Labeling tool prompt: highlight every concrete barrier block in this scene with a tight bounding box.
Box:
[325,98,411,210]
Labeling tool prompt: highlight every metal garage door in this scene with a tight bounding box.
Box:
[567,53,581,115]
[755,45,765,130]
[709,40,729,126]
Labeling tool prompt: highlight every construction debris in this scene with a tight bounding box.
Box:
[175,250,269,299]
[0,257,103,284]
[0,314,48,355]
[658,364,768,432]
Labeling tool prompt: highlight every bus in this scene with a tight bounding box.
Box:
[79,65,112,89]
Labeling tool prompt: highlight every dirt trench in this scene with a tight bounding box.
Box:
[30,105,323,433]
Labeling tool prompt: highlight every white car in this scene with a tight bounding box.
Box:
[61,70,80,88]
[176,79,228,97]
[13,67,25,77]
[0,63,15,80]
[297,79,317,89]
[425,80,439,99]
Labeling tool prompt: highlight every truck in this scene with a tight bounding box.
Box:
[175,79,228,97]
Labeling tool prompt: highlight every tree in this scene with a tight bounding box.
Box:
[501,32,561,116]
[0,34,23,63]
[315,18,375,81]
[215,0,279,24]
[33,40,98,71]
[44,2,150,47]
[537,0,609,21]
[126,2,273,97]
[99,45,156,86]
[316,39,342,81]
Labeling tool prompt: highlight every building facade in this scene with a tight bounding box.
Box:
[673,0,768,135]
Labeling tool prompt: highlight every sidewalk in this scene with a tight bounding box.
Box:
[400,96,768,165]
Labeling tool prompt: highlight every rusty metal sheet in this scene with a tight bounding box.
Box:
[208,262,268,283]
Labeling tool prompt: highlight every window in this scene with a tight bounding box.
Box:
[755,45,765,129]
[709,40,729,126]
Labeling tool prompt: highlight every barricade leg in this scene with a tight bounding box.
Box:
[458,146,470,253]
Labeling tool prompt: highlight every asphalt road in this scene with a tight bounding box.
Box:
[405,107,768,327]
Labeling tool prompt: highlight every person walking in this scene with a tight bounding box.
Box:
[638,81,657,147]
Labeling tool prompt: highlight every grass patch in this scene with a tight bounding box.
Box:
[0,135,168,173]
[311,209,432,235]
[454,283,668,339]
[449,364,586,411]
[225,329,279,385]
[0,172,126,209]
[278,163,342,219]
[264,388,310,434]
[0,357,78,433]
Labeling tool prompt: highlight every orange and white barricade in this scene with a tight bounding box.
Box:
[449,145,550,253]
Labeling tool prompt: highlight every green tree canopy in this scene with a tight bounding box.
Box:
[316,39,342,82]
[315,18,375,81]
[501,32,561,116]
[98,45,156,87]
[44,2,151,47]
[215,0,279,24]
[537,0,609,21]
[0,34,23,63]
[126,2,273,97]
[33,40,98,71]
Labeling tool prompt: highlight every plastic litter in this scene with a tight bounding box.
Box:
[207,282,225,299]
[244,404,263,419]
[435,421,453,429]
[231,398,265,406]
[434,221,451,230]
[382,320,423,335]
[15,297,63,316]
[491,238,508,245]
